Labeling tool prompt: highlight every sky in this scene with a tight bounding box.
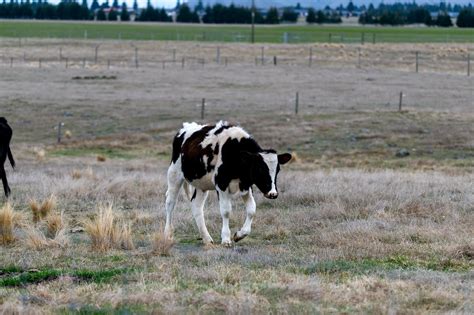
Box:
[48,0,473,9]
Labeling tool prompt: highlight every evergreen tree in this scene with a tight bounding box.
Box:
[176,3,198,23]
[120,1,129,20]
[436,11,453,27]
[456,8,474,27]
[306,7,316,24]
[90,0,98,11]
[96,7,105,19]
[111,0,117,9]
[132,0,137,11]
[281,8,298,22]
[108,7,117,20]
[265,7,279,24]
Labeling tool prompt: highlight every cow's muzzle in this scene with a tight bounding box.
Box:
[264,192,278,199]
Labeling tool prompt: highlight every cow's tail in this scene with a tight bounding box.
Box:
[183,181,194,201]
[7,146,15,169]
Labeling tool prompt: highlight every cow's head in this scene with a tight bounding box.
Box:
[241,150,292,199]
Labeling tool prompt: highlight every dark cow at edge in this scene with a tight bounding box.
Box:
[0,117,15,197]
[164,121,292,246]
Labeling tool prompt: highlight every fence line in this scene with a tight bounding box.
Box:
[1,46,472,76]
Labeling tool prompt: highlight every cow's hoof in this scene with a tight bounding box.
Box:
[221,240,232,248]
[233,232,247,243]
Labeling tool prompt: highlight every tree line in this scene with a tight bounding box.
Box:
[0,0,473,28]
[357,2,474,27]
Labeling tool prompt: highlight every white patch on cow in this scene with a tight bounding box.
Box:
[179,122,206,142]
[260,152,278,195]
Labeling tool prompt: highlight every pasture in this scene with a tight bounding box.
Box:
[1,20,474,43]
[0,38,473,313]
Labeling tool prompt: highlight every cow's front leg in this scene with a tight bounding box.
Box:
[233,190,256,242]
[219,193,232,246]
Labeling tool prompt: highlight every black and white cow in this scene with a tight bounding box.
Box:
[0,117,15,197]
[164,121,292,246]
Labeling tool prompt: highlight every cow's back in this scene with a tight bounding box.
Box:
[172,121,258,191]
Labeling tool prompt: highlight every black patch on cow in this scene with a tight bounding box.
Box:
[215,137,262,192]
[171,132,185,164]
[214,124,231,136]
[247,154,274,195]
[181,125,215,182]
[191,189,197,201]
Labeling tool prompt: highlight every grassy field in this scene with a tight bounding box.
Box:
[1,20,474,43]
[0,39,473,313]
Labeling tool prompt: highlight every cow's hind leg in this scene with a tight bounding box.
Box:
[233,190,256,242]
[164,162,183,239]
[219,193,233,246]
[191,189,213,244]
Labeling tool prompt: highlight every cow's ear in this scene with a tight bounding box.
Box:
[240,151,256,166]
[278,153,292,165]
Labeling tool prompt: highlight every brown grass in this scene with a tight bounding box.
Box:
[151,227,175,256]
[30,195,57,223]
[46,211,66,238]
[0,203,17,245]
[83,204,134,251]
[24,226,68,250]
[64,130,72,139]
[97,155,106,162]
[119,223,135,250]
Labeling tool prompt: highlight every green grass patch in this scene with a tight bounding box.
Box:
[301,255,473,276]
[0,267,134,287]
[1,20,473,43]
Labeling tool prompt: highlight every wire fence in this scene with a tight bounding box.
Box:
[1,39,472,76]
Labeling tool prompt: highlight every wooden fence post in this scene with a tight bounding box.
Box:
[295,92,299,115]
[95,45,99,63]
[399,91,403,112]
[216,46,220,64]
[10,57,13,68]
[39,59,42,68]
[415,51,419,73]
[309,47,313,67]
[57,122,64,143]
[261,47,264,65]
[468,53,471,77]
[201,98,205,120]
[358,47,361,68]
[134,47,139,68]
[273,56,277,66]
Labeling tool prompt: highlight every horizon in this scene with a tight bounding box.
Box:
[41,0,473,10]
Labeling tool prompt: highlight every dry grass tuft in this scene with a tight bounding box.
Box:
[0,203,17,245]
[34,148,46,161]
[84,204,134,251]
[151,227,175,256]
[119,223,135,250]
[84,204,118,252]
[71,167,95,180]
[290,152,300,163]
[40,195,57,219]
[45,211,66,238]
[29,199,41,223]
[64,130,72,139]
[30,195,57,223]
[24,226,68,250]
[97,155,107,162]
